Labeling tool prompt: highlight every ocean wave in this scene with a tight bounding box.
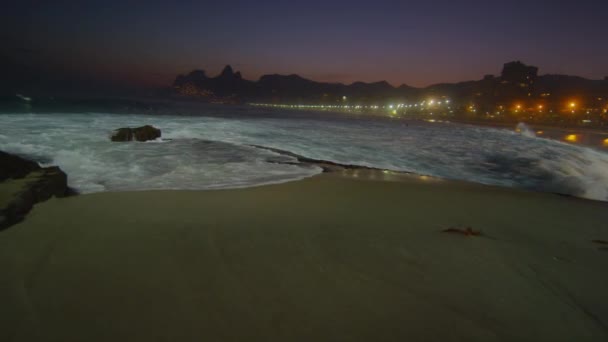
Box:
[1,112,608,201]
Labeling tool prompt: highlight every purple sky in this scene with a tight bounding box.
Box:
[3,0,608,88]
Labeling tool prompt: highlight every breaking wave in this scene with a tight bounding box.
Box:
[1,111,608,201]
[516,122,536,138]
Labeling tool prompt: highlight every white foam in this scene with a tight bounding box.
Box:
[1,112,608,201]
[516,122,536,138]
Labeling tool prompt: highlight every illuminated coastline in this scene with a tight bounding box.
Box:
[249,96,608,128]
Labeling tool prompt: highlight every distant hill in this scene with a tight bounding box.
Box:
[171,62,608,107]
[172,65,416,104]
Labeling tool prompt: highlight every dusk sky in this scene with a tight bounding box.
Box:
[3,0,608,88]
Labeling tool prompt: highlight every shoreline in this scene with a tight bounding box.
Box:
[450,118,608,135]
[1,171,607,340]
[245,105,608,133]
[250,144,606,202]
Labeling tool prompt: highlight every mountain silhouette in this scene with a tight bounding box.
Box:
[172,62,608,107]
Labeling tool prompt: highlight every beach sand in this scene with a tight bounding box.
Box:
[1,171,607,341]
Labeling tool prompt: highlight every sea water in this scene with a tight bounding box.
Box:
[1,109,608,201]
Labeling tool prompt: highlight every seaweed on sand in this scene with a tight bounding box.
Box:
[442,226,482,237]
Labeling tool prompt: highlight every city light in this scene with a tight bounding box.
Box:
[565,134,578,142]
[249,95,603,127]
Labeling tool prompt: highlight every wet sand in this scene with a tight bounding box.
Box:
[1,171,607,341]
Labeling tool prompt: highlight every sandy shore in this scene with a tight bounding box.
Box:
[1,171,607,341]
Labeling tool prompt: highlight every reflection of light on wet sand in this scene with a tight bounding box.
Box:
[536,130,544,135]
[565,134,578,143]
[341,169,442,183]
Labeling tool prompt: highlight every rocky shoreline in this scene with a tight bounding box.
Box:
[250,144,410,174]
[0,151,73,230]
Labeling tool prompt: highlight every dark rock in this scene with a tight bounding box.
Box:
[111,128,133,141]
[133,125,161,141]
[0,150,41,181]
[111,125,161,142]
[0,151,72,230]
[251,144,400,173]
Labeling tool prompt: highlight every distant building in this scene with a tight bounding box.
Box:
[498,61,538,99]
[501,61,538,86]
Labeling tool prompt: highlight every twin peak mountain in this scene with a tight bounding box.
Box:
[172,65,401,103]
[172,62,608,104]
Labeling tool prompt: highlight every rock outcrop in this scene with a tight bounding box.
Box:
[110,125,161,142]
[0,151,40,181]
[0,151,72,230]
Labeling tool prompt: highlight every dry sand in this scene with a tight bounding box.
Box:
[1,171,607,341]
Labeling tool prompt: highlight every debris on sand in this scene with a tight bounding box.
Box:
[442,226,482,237]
